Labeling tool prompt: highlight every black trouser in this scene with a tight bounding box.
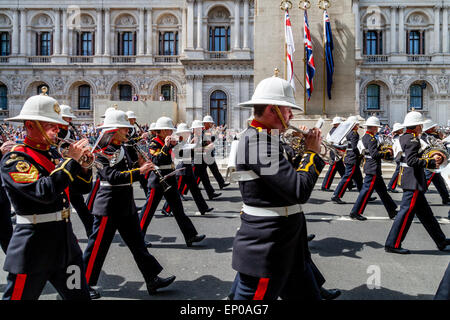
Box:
[387,163,401,191]
[425,170,450,203]
[70,192,93,238]
[434,262,450,300]
[208,161,226,189]
[85,179,100,212]
[350,173,397,217]
[322,160,345,190]
[139,174,149,198]
[0,187,12,254]
[333,163,363,199]
[2,254,90,300]
[139,182,198,242]
[385,190,446,249]
[83,213,163,286]
[162,172,209,215]
[193,163,216,199]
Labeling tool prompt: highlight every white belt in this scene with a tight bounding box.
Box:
[156,164,174,170]
[16,208,71,224]
[364,155,372,159]
[230,170,259,182]
[100,181,131,187]
[400,162,410,168]
[241,204,302,217]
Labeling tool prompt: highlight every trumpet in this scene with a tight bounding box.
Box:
[56,137,103,169]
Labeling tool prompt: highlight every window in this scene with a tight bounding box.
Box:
[161,84,174,101]
[38,32,52,56]
[159,32,178,55]
[364,31,382,55]
[78,85,91,109]
[407,31,425,55]
[119,84,132,101]
[36,84,49,95]
[0,85,7,110]
[209,27,230,51]
[210,90,227,126]
[410,85,423,110]
[118,32,136,55]
[367,84,380,110]
[78,32,94,56]
[0,32,10,56]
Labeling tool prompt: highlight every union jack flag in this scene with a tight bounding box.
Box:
[285,10,295,90]
[304,9,315,100]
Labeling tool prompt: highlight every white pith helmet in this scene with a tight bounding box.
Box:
[345,116,360,129]
[101,105,119,118]
[191,120,204,129]
[202,115,215,124]
[332,116,344,125]
[60,105,77,119]
[153,117,176,131]
[362,116,382,128]
[392,123,404,133]
[176,123,191,134]
[125,111,137,120]
[98,110,133,129]
[150,122,156,130]
[6,94,68,126]
[239,74,303,111]
[403,111,427,127]
[423,119,438,132]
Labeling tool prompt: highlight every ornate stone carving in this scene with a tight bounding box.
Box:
[158,14,177,25]
[389,74,408,93]
[6,75,23,94]
[0,14,11,26]
[53,76,65,91]
[408,14,426,25]
[80,14,94,26]
[37,14,52,26]
[117,15,135,26]
[437,75,449,93]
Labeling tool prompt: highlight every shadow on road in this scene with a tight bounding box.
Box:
[340,284,435,300]
[145,236,235,253]
[309,237,383,259]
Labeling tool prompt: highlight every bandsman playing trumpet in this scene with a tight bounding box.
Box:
[348,116,397,221]
[1,91,93,300]
[385,111,450,254]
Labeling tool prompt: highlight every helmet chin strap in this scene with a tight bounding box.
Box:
[273,106,289,130]
[34,121,57,146]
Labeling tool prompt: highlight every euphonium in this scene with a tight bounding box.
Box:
[422,136,449,168]
[377,134,394,163]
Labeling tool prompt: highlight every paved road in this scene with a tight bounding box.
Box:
[0,178,449,300]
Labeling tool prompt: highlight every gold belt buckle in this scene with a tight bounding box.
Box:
[284,207,288,217]
[61,208,71,221]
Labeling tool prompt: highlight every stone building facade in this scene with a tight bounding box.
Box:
[0,0,254,128]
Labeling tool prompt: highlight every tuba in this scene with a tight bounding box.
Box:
[422,135,449,169]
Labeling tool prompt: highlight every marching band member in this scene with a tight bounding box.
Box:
[0,139,14,254]
[138,117,206,247]
[1,91,92,300]
[387,123,405,193]
[385,111,449,254]
[348,116,397,221]
[202,115,230,190]
[82,110,175,299]
[229,74,339,300]
[58,105,94,237]
[421,120,450,205]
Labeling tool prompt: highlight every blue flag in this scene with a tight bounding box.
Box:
[324,10,334,99]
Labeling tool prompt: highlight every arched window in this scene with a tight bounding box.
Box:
[210,90,227,126]
[78,85,91,109]
[410,84,423,109]
[207,7,231,52]
[119,84,132,101]
[367,84,380,110]
[161,84,174,101]
[0,84,7,110]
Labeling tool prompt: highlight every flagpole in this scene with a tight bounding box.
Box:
[299,1,311,115]
[319,0,331,116]
[280,1,292,81]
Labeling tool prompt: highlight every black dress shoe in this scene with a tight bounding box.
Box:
[320,287,341,300]
[321,187,332,192]
[437,239,450,251]
[349,213,367,221]
[145,241,152,248]
[368,196,377,202]
[161,210,173,217]
[331,196,346,204]
[385,246,410,254]
[388,189,399,193]
[220,183,230,190]
[209,193,222,200]
[388,211,398,220]
[146,275,176,294]
[307,234,316,242]
[201,207,214,215]
[186,234,206,247]
[88,287,101,300]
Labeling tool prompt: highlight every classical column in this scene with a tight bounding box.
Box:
[187,0,194,49]
[243,0,249,49]
[195,75,204,119]
[233,75,241,128]
[240,75,250,127]
[54,9,61,55]
[19,9,27,55]
[197,0,203,49]
[434,5,441,53]
[398,6,405,53]
[234,0,240,49]
[96,9,103,55]
[12,10,19,55]
[146,8,152,55]
[390,6,397,53]
[186,75,195,123]
[104,9,110,55]
[138,9,145,55]
[181,7,187,52]
[62,9,68,55]
[444,6,449,53]
[352,1,360,56]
